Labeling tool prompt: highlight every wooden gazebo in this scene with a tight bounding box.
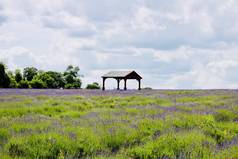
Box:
[102,71,142,90]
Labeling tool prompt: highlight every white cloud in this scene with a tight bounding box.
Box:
[153,46,192,62]
[1,0,238,89]
[0,47,38,69]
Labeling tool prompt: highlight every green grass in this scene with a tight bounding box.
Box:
[0,90,238,158]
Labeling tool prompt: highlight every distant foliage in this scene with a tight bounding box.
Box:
[64,83,81,89]
[63,65,82,89]
[45,71,65,88]
[15,69,23,83]
[64,65,80,78]
[0,63,84,89]
[9,77,17,88]
[17,80,29,88]
[23,67,38,81]
[86,82,100,89]
[34,72,55,88]
[0,63,10,88]
[29,79,46,89]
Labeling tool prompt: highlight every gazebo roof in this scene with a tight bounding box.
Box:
[102,70,142,79]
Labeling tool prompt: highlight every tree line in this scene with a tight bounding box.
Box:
[0,62,100,89]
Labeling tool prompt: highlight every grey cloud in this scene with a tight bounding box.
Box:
[40,11,97,37]
[64,0,139,22]
[67,29,97,38]
[0,15,7,25]
[1,0,238,88]
[15,0,238,49]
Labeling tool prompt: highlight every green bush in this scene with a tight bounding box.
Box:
[17,80,29,88]
[64,83,81,89]
[137,119,163,137]
[102,127,128,152]
[119,96,172,107]
[6,133,74,159]
[86,82,101,89]
[166,113,238,145]
[73,128,102,157]
[10,122,51,133]
[215,145,238,159]
[213,109,236,122]
[29,79,46,88]
[129,131,216,159]
[6,128,101,158]
[124,119,164,147]
[92,96,118,108]
[167,113,214,129]
[9,77,17,88]
[34,72,58,88]
[0,128,10,144]
[202,122,238,145]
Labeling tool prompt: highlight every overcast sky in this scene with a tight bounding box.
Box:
[0,0,238,89]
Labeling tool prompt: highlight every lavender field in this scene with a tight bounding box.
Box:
[1,89,238,159]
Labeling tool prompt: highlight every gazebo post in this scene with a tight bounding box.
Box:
[116,78,120,90]
[102,77,106,91]
[138,79,141,90]
[124,79,127,90]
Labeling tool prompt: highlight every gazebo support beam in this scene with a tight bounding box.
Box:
[124,79,127,90]
[102,77,106,90]
[117,78,120,90]
[138,79,141,90]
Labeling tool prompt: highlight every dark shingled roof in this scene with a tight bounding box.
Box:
[102,71,133,77]
[102,71,142,79]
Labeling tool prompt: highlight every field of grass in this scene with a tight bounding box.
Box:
[0,89,238,158]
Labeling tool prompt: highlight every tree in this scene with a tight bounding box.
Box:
[63,65,82,89]
[23,67,38,81]
[0,62,10,88]
[9,77,17,88]
[46,71,65,88]
[0,64,83,89]
[86,82,100,89]
[64,74,75,84]
[7,71,17,88]
[29,79,46,88]
[7,71,14,78]
[64,78,82,89]
[34,72,55,88]
[15,69,23,83]
[64,65,80,78]
[18,80,29,88]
